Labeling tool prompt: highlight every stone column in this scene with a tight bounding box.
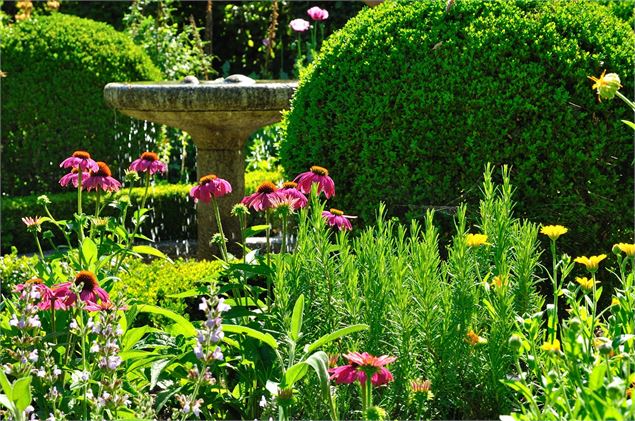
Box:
[189,125,252,260]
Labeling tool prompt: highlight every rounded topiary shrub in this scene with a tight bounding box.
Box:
[282,0,634,253]
[1,13,161,196]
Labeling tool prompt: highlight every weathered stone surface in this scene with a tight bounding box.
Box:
[103,79,297,259]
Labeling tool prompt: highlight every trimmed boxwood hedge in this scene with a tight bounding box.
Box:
[1,13,161,196]
[282,0,634,254]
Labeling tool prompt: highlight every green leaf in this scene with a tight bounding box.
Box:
[589,363,606,390]
[290,294,304,342]
[150,359,172,390]
[0,371,12,399]
[223,324,278,349]
[621,120,635,130]
[306,324,368,353]
[0,394,14,412]
[132,245,169,260]
[122,326,152,352]
[137,304,196,337]
[81,237,98,268]
[282,362,308,388]
[244,224,270,238]
[166,286,210,298]
[12,376,32,412]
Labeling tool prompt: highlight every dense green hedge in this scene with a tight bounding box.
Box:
[282,0,634,254]
[2,171,282,254]
[1,13,161,196]
[1,184,195,254]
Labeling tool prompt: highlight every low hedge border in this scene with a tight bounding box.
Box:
[2,170,283,253]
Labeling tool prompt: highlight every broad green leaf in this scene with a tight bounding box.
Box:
[306,324,368,353]
[122,326,152,352]
[244,224,270,238]
[166,286,211,298]
[290,294,305,342]
[132,245,169,260]
[305,352,335,421]
[81,237,98,268]
[503,380,534,402]
[0,394,14,412]
[223,325,278,349]
[0,370,12,399]
[282,362,308,387]
[150,359,172,390]
[621,120,635,130]
[12,376,32,412]
[137,305,196,337]
[588,363,606,390]
[119,350,157,361]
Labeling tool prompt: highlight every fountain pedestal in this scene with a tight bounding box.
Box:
[104,77,297,259]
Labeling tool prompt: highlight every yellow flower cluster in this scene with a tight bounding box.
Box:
[466,233,488,247]
[540,225,568,241]
[540,339,561,353]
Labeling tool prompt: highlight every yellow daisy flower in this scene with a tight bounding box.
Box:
[540,225,568,241]
[540,339,561,353]
[613,243,635,257]
[574,254,607,272]
[575,276,597,291]
[466,233,488,247]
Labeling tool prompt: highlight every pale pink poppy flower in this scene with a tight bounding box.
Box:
[53,270,111,308]
[59,150,99,172]
[59,168,88,188]
[84,162,121,192]
[329,352,396,386]
[189,174,232,203]
[294,165,335,198]
[307,6,328,21]
[129,151,167,175]
[241,181,280,212]
[322,208,354,231]
[290,18,310,32]
[278,181,308,209]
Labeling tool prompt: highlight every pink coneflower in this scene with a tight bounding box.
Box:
[307,6,328,21]
[59,167,88,188]
[289,18,310,32]
[54,270,111,308]
[278,181,308,209]
[59,150,99,172]
[129,151,167,175]
[21,216,42,232]
[84,162,121,192]
[189,174,232,203]
[329,352,396,386]
[322,208,354,231]
[15,278,64,311]
[241,181,280,212]
[294,165,335,198]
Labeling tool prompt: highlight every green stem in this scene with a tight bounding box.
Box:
[34,234,44,261]
[81,313,88,420]
[615,91,635,111]
[265,210,272,306]
[281,214,288,254]
[77,171,83,215]
[550,240,558,343]
[211,197,229,262]
[589,272,598,361]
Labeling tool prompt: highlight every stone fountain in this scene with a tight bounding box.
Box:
[103,75,297,259]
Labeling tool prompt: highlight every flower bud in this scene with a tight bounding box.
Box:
[231,203,250,218]
[508,334,523,352]
[598,341,613,356]
[607,379,624,399]
[37,195,51,206]
[589,71,621,100]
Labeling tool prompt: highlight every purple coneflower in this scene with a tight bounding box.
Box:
[307,6,328,21]
[241,181,280,212]
[54,271,111,309]
[84,162,121,192]
[294,165,335,198]
[21,216,42,231]
[278,181,308,209]
[329,352,396,386]
[15,278,65,311]
[59,150,99,172]
[129,151,167,175]
[322,208,354,231]
[189,174,232,203]
[289,18,310,32]
[59,167,88,188]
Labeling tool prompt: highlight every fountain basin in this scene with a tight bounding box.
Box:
[104,77,297,259]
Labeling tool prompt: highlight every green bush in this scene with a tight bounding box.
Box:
[0,252,37,296]
[1,13,161,196]
[282,0,634,255]
[1,184,196,254]
[115,257,223,318]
